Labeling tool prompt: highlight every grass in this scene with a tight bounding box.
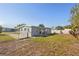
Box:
[0,33,15,41]
[0,34,79,56]
[31,34,78,44]
[2,32,19,34]
[30,34,79,55]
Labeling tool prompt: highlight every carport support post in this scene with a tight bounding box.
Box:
[17,30,20,39]
[18,33,19,39]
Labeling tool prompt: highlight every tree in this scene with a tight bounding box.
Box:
[38,24,45,35]
[55,26,64,30]
[70,4,79,31]
[71,4,79,16]
[15,24,26,31]
[38,24,45,29]
[64,25,72,29]
[0,25,2,33]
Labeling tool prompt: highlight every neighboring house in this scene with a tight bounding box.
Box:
[51,29,71,34]
[18,25,72,39]
[62,29,71,34]
[2,27,16,32]
[51,30,62,34]
[19,26,51,38]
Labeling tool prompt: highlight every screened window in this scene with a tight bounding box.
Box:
[28,29,29,32]
[24,28,26,31]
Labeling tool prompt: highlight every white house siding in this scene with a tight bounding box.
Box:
[62,29,71,34]
[19,26,40,38]
[45,28,51,34]
[51,29,71,34]
[19,26,51,38]
[51,30,61,34]
[19,26,32,38]
[31,27,51,36]
[31,26,40,36]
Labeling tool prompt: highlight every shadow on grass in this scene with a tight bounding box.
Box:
[48,33,57,36]
[0,34,7,36]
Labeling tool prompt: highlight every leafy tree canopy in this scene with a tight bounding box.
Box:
[38,24,45,29]
[70,4,79,31]
[15,24,26,29]
[55,26,64,30]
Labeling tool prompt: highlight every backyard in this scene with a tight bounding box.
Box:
[0,33,15,41]
[0,32,79,56]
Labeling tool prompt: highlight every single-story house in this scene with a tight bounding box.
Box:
[62,29,71,34]
[51,29,71,34]
[2,27,16,32]
[51,30,62,34]
[19,26,51,38]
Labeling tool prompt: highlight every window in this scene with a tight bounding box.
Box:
[28,28,29,32]
[24,28,26,31]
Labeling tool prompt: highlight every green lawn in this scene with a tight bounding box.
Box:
[0,34,79,55]
[2,32,19,34]
[0,33,15,41]
[32,34,78,44]
[30,35,79,55]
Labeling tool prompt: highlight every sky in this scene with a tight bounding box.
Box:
[0,3,75,28]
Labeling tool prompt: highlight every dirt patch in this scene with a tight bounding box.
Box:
[0,37,79,56]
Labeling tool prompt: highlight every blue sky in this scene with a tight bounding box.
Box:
[0,3,75,28]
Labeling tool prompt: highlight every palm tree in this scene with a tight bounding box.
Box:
[71,4,79,16]
[70,4,79,31]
